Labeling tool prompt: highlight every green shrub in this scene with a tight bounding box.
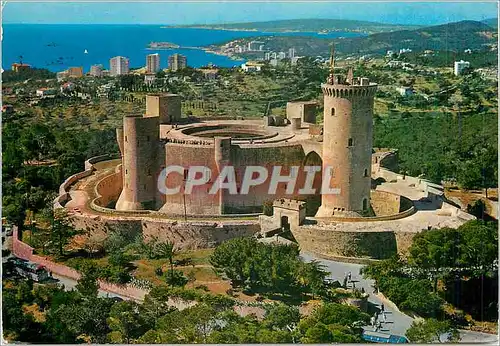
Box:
[263,200,274,216]
[165,270,188,287]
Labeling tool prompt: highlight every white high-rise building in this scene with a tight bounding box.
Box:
[146,53,160,73]
[288,48,296,59]
[110,56,129,76]
[90,64,103,77]
[168,54,187,72]
[454,60,470,76]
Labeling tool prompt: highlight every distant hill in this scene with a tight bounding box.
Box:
[211,20,497,58]
[170,18,420,34]
[335,20,497,55]
[482,18,498,29]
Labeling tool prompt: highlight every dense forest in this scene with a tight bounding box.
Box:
[2,119,118,227]
[3,239,372,344]
[363,220,498,333]
[373,112,497,188]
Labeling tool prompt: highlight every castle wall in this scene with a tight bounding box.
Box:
[94,170,123,208]
[161,142,220,215]
[141,220,260,249]
[116,128,124,157]
[69,213,260,250]
[226,144,317,213]
[318,84,377,217]
[145,94,181,124]
[158,141,322,215]
[370,190,401,216]
[394,231,418,258]
[116,115,160,211]
[290,226,397,260]
[286,102,317,124]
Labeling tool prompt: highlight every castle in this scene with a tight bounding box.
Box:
[54,51,473,261]
[115,59,377,218]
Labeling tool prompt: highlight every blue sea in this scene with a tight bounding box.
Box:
[2,25,363,72]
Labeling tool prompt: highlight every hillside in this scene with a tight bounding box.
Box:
[482,18,498,29]
[210,20,497,58]
[171,18,420,34]
[335,20,497,55]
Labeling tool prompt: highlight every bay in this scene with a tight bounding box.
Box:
[2,24,363,72]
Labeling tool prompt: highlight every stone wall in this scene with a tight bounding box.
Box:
[370,190,401,216]
[94,171,123,208]
[141,220,260,249]
[394,231,418,258]
[70,213,260,250]
[372,149,398,173]
[291,226,397,259]
[286,101,317,124]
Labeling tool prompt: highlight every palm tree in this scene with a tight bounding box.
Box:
[155,241,176,279]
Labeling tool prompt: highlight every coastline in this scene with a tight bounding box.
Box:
[162,25,371,35]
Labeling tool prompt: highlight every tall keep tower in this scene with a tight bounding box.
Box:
[316,46,377,217]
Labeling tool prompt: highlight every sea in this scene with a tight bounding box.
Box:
[2,24,364,72]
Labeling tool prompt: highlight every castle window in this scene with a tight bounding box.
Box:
[331,107,336,116]
[362,198,368,211]
[183,169,188,181]
[144,184,147,191]
[148,168,152,176]
[125,136,128,142]
[375,157,378,163]
[348,138,353,147]
[364,169,368,177]
[125,169,128,174]
[147,136,150,142]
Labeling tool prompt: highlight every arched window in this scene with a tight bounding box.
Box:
[331,107,336,116]
[364,169,368,177]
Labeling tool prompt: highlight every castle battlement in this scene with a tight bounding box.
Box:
[273,198,306,210]
[321,83,377,98]
[165,138,214,146]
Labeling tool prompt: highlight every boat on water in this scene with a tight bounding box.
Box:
[84,49,88,54]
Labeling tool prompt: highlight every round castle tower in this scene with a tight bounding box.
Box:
[316,50,377,217]
[116,114,160,211]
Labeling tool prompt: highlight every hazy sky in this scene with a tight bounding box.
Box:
[3,1,498,25]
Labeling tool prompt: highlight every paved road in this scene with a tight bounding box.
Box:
[301,252,498,343]
[51,273,131,301]
[301,252,414,337]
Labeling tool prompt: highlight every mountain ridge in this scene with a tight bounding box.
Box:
[208,20,497,58]
[169,18,421,34]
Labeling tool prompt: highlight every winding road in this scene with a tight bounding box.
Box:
[301,252,498,343]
